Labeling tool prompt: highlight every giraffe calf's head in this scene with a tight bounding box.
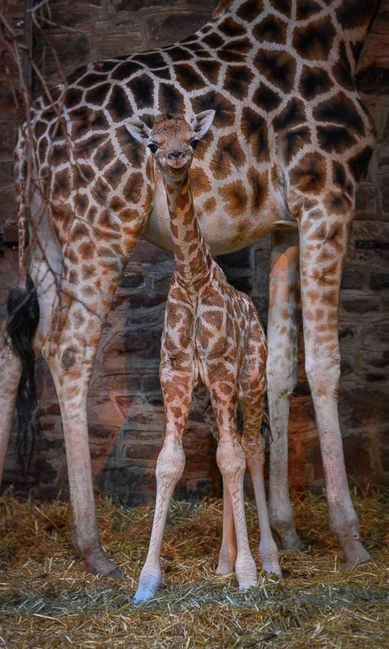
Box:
[126,110,215,177]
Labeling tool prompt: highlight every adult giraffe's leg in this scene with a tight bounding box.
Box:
[134,366,193,603]
[299,208,369,566]
[267,229,303,551]
[0,220,61,485]
[41,192,148,576]
[42,268,125,577]
[0,327,21,481]
[207,371,257,590]
[240,304,281,575]
[193,383,237,575]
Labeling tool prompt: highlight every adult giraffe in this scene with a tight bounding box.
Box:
[0,0,379,577]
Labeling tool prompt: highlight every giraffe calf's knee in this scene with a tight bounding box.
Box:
[217,440,246,478]
[156,444,185,484]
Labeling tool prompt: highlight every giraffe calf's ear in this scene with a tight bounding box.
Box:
[126,118,151,144]
[191,110,216,141]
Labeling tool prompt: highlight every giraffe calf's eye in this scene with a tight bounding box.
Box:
[190,139,199,150]
[148,143,158,154]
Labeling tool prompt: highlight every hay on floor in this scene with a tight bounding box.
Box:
[0,489,388,648]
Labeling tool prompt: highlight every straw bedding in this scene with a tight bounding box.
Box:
[0,489,388,648]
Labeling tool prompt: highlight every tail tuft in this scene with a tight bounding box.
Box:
[6,274,40,476]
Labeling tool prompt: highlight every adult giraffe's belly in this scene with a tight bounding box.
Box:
[142,164,297,256]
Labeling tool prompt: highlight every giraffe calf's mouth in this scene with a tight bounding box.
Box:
[165,157,191,170]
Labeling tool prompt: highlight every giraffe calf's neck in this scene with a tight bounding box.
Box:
[126,110,217,294]
[163,169,214,294]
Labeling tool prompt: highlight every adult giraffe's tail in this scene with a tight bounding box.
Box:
[6,124,40,475]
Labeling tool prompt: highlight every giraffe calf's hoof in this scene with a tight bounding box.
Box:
[235,556,258,591]
[261,561,282,578]
[216,555,235,575]
[238,577,258,591]
[133,585,158,604]
[259,538,282,577]
[134,574,161,603]
[263,566,282,578]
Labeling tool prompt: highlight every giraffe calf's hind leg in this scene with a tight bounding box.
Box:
[239,306,281,576]
[241,432,281,576]
[215,480,237,575]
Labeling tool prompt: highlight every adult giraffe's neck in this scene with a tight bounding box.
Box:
[335,0,381,75]
[163,170,214,294]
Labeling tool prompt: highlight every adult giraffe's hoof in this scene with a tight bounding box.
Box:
[259,541,282,577]
[280,529,305,552]
[85,548,123,579]
[342,541,370,569]
[272,527,305,552]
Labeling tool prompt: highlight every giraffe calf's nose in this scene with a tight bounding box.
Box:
[167,150,185,159]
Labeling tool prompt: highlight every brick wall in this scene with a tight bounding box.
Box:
[0,0,388,502]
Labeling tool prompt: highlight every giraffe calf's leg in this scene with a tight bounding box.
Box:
[240,305,281,576]
[216,481,237,575]
[216,433,257,590]
[134,434,186,603]
[135,363,192,603]
[192,383,237,574]
[241,433,281,576]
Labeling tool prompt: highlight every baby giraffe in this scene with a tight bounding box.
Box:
[127,111,280,603]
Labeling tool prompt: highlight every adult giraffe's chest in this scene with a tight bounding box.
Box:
[33,46,301,257]
[142,149,292,256]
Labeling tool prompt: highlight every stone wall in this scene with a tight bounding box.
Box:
[0,0,388,503]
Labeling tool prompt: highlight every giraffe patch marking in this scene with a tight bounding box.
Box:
[299,66,332,100]
[293,17,336,61]
[253,15,287,44]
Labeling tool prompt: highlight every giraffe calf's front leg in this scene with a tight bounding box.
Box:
[134,435,186,603]
[216,434,257,590]
[192,384,237,575]
[134,359,193,603]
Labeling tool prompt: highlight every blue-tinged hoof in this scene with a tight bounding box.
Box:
[133,585,158,604]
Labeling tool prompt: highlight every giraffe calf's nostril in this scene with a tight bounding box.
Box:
[168,150,184,159]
